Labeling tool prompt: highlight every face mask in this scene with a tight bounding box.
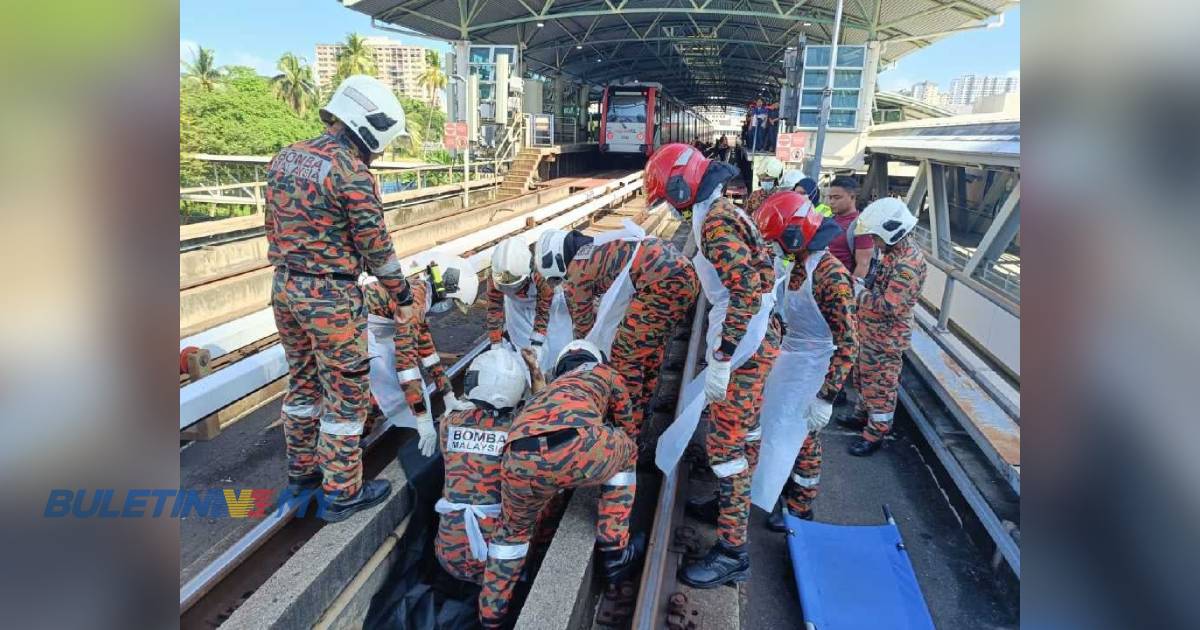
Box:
[761,181,775,191]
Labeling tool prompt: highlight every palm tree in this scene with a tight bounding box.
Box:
[182,45,222,91]
[334,33,377,83]
[416,50,447,108]
[271,53,317,116]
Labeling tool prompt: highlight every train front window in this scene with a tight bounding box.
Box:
[608,93,646,123]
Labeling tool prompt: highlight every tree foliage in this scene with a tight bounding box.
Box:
[271,52,317,116]
[417,50,447,108]
[334,33,377,84]
[181,45,222,92]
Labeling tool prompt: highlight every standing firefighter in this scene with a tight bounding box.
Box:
[746,192,858,528]
[434,347,534,583]
[535,225,699,435]
[646,143,783,588]
[360,253,477,455]
[267,75,412,522]
[487,236,573,375]
[478,341,644,628]
[745,156,784,214]
[837,198,926,456]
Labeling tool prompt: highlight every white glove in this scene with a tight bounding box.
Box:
[530,342,546,367]
[415,412,438,457]
[853,277,866,298]
[804,398,834,433]
[704,356,733,403]
[442,391,473,412]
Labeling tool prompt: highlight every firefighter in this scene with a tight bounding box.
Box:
[487,236,573,375]
[745,156,784,214]
[744,192,858,528]
[478,341,644,628]
[268,75,413,522]
[534,226,698,435]
[645,143,783,588]
[836,198,926,456]
[434,346,538,583]
[778,170,833,217]
[361,252,477,457]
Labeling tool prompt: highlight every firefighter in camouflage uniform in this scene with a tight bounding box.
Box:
[837,198,927,457]
[267,75,413,523]
[534,229,698,435]
[478,341,644,628]
[744,155,784,214]
[645,143,783,588]
[434,347,536,583]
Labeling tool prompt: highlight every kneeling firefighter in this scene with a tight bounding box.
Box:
[645,143,784,588]
[478,340,644,628]
[434,346,538,583]
[362,252,478,458]
[747,192,858,528]
[535,223,699,435]
[487,236,574,374]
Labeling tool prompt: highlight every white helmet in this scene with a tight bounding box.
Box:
[320,75,408,155]
[463,347,529,410]
[491,237,532,294]
[553,339,605,377]
[757,156,784,179]
[408,251,479,314]
[778,168,806,191]
[856,198,918,246]
[535,229,570,279]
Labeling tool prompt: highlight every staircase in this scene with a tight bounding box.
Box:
[499,147,545,198]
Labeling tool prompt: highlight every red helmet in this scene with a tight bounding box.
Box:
[645,143,711,209]
[754,191,822,252]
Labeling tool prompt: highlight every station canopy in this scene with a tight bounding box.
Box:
[344,0,1016,107]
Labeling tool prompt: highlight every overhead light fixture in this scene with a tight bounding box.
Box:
[803,21,812,26]
[536,21,545,28]
[576,44,582,49]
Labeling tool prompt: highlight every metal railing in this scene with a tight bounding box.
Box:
[553,116,579,144]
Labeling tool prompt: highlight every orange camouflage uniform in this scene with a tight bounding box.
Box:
[364,279,450,416]
[563,237,698,434]
[267,128,412,498]
[485,273,555,345]
[478,363,637,627]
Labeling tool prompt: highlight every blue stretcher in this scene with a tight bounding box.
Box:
[784,507,936,630]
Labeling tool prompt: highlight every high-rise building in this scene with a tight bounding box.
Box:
[910,81,941,105]
[315,37,430,101]
[945,74,1020,106]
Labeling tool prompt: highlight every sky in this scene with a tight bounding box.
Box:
[181,1,1018,92]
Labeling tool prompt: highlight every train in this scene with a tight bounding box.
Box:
[598,82,713,156]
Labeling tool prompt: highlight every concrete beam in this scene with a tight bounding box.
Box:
[516,486,601,630]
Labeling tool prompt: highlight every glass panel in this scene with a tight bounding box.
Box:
[797,110,820,127]
[832,89,859,109]
[801,90,822,108]
[830,110,856,128]
[469,47,490,64]
[478,84,494,100]
[834,70,862,89]
[804,45,831,68]
[802,71,826,88]
[473,65,494,81]
[607,93,647,123]
[495,47,516,62]
[836,46,865,68]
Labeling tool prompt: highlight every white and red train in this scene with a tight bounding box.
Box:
[599,83,713,156]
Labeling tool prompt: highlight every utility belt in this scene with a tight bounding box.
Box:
[508,428,580,453]
[282,266,358,283]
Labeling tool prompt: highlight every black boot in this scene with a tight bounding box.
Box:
[767,501,813,532]
[678,539,750,588]
[833,389,848,405]
[319,479,392,523]
[836,412,867,430]
[286,472,322,496]
[684,492,720,524]
[848,438,882,457]
[600,532,646,583]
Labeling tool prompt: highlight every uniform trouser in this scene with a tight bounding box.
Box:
[854,330,908,443]
[272,268,369,497]
[611,271,699,435]
[707,323,781,547]
[783,432,821,516]
[479,426,637,627]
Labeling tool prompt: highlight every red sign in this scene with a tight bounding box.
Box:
[443,122,469,150]
[775,132,808,163]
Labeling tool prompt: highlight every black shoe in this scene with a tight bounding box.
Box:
[684,493,719,524]
[319,479,392,523]
[678,540,750,588]
[768,502,813,532]
[286,472,322,496]
[600,532,646,583]
[848,438,882,457]
[836,413,867,430]
[833,389,848,405]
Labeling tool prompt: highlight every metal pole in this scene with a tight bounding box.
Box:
[451,74,470,208]
[808,0,844,180]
